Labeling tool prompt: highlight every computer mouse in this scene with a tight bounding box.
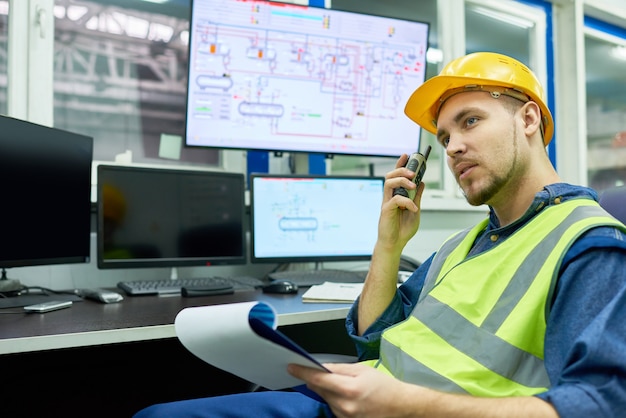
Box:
[78,288,124,304]
[262,280,299,294]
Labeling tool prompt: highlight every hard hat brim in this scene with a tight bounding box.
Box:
[404,75,554,145]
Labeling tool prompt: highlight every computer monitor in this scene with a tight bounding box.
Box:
[96,165,246,269]
[0,115,93,292]
[184,0,430,157]
[250,174,383,263]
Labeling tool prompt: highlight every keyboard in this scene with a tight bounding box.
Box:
[117,276,265,296]
[267,269,368,287]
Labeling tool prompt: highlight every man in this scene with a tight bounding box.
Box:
[135,52,626,417]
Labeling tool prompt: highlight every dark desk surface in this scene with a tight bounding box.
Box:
[0,288,355,418]
[0,288,352,355]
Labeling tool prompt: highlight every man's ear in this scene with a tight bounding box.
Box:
[521,101,542,138]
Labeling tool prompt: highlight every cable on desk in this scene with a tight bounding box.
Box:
[0,286,81,311]
[0,286,27,299]
[17,286,78,297]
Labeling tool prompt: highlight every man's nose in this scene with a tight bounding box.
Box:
[446,134,465,157]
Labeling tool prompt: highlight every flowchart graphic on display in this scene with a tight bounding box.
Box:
[185,0,429,156]
[252,176,383,259]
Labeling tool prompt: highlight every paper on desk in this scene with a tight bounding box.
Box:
[175,301,328,390]
[301,282,365,303]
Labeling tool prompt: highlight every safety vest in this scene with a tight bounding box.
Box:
[374,199,624,397]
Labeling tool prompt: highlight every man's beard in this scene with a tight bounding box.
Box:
[460,126,519,207]
[462,168,513,206]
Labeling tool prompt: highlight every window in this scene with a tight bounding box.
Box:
[0,1,7,115]
[53,0,219,166]
[584,18,626,192]
[465,2,533,63]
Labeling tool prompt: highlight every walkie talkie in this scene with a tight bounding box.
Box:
[393,145,432,200]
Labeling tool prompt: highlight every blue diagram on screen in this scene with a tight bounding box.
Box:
[252,176,383,259]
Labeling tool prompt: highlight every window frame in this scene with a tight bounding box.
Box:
[7,0,54,125]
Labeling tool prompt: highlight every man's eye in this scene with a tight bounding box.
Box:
[440,137,450,147]
[466,117,478,126]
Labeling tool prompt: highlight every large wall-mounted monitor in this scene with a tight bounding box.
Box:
[0,115,93,273]
[250,174,383,263]
[185,0,430,157]
[97,165,246,269]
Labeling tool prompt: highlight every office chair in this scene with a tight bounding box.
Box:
[599,185,626,224]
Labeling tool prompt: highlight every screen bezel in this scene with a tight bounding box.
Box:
[184,0,430,158]
[249,173,384,264]
[96,164,247,269]
[0,115,93,270]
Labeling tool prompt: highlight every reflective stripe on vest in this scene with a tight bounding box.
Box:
[376,200,624,397]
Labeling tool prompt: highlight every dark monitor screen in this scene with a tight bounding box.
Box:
[0,115,93,269]
[250,174,383,263]
[97,165,246,269]
[185,0,430,157]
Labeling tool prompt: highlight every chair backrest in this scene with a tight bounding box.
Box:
[599,185,626,224]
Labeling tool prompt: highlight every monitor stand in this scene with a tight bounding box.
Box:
[0,269,23,294]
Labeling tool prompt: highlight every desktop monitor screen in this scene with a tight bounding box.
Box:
[97,165,246,269]
[250,174,383,263]
[0,115,93,269]
[185,0,430,157]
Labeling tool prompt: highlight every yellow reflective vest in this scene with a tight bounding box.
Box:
[374,199,624,397]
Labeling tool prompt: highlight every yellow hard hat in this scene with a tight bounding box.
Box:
[404,52,554,145]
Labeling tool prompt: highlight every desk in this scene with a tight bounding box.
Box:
[0,288,354,417]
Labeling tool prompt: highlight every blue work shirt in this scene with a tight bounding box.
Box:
[346,183,626,417]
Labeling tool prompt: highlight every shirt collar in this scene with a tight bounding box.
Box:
[486,183,598,231]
